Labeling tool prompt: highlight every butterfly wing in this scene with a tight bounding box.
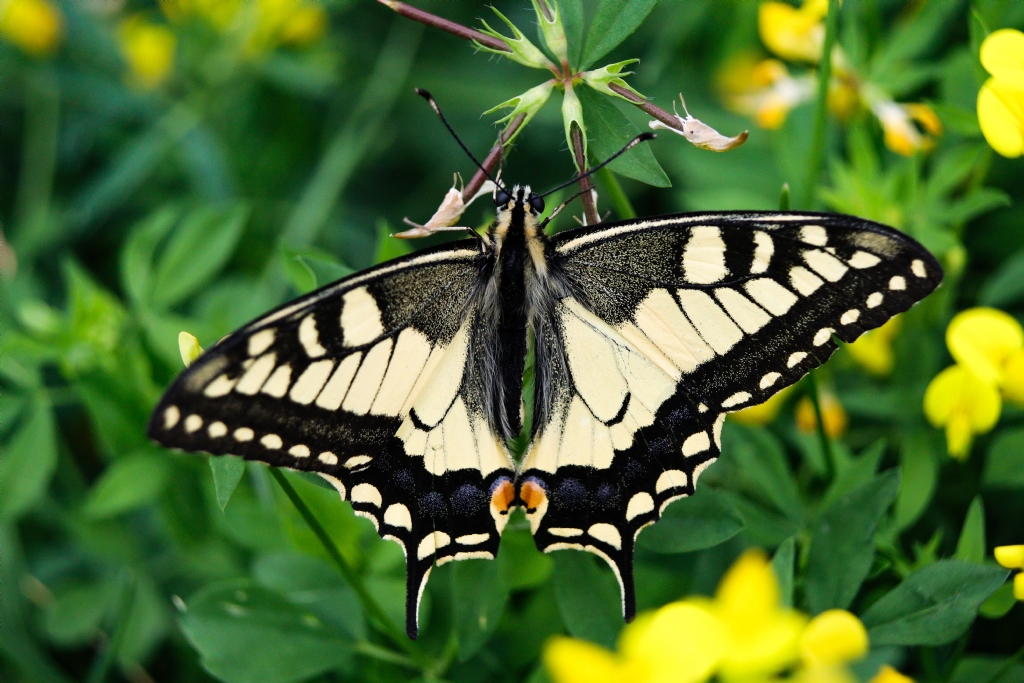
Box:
[520,211,942,619]
[148,240,517,638]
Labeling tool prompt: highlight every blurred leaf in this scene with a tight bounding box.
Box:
[259,54,338,99]
[210,456,246,511]
[772,537,796,608]
[926,145,988,201]
[862,560,1008,646]
[869,0,962,79]
[954,496,986,564]
[951,656,1024,683]
[979,250,1024,308]
[151,203,250,308]
[894,432,939,531]
[282,247,353,294]
[452,558,509,661]
[931,103,982,136]
[978,582,1015,619]
[278,471,362,567]
[499,523,554,591]
[579,86,670,187]
[179,125,237,201]
[83,451,171,519]
[581,0,659,69]
[726,425,803,521]
[366,575,430,637]
[821,440,885,511]
[120,206,180,307]
[42,581,113,644]
[946,188,1011,224]
[180,580,353,683]
[0,397,57,521]
[253,553,365,640]
[637,485,744,554]
[805,470,900,614]
[552,550,621,649]
[0,393,26,438]
[119,576,171,666]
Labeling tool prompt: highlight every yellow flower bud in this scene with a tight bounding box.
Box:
[796,392,847,438]
[280,4,326,45]
[869,665,916,683]
[800,610,869,667]
[179,331,203,367]
[119,17,177,89]
[994,545,1024,569]
[0,0,61,56]
[1015,572,1024,601]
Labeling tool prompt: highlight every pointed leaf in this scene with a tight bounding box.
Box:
[637,485,743,553]
[954,496,986,564]
[210,456,247,511]
[578,85,670,187]
[552,550,621,649]
[452,559,509,661]
[581,0,659,69]
[0,397,57,521]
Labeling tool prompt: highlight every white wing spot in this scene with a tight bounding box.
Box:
[889,275,907,290]
[163,406,180,429]
[911,259,927,278]
[760,372,781,389]
[417,531,451,560]
[289,444,310,458]
[715,288,771,334]
[867,292,884,308]
[298,315,327,358]
[803,249,848,282]
[315,353,361,410]
[800,225,828,246]
[721,392,751,409]
[289,359,335,405]
[751,231,773,273]
[744,278,798,316]
[713,414,725,448]
[235,353,276,395]
[840,309,860,325]
[656,470,687,493]
[813,328,835,346]
[626,492,655,521]
[261,364,292,398]
[208,421,227,438]
[848,251,881,268]
[204,374,237,398]
[692,460,713,486]
[318,451,338,465]
[384,503,412,531]
[248,329,275,356]
[234,427,254,442]
[185,414,203,433]
[682,226,727,284]
[788,351,808,368]
[351,483,382,507]
[261,434,282,449]
[790,266,824,296]
[341,286,384,347]
[682,431,711,456]
[548,528,584,537]
[456,533,490,545]
[677,289,743,355]
[587,523,622,550]
[344,455,372,469]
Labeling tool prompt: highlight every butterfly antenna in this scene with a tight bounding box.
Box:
[415,88,503,189]
[540,132,656,198]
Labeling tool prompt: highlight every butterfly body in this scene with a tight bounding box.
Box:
[149,201,942,638]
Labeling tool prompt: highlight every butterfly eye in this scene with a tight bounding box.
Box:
[528,194,545,214]
[494,190,511,207]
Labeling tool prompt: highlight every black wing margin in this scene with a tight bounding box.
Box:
[147,240,517,638]
[518,211,941,620]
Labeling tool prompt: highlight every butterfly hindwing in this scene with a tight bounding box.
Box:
[520,211,941,618]
[147,240,517,638]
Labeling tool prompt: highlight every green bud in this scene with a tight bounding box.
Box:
[561,81,587,170]
[484,81,555,144]
[581,59,646,101]
[178,331,203,367]
[531,0,568,66]
[477,8,556,71]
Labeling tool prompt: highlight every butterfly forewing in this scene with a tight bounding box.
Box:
[147,240,517,638]
[518,211,941,619]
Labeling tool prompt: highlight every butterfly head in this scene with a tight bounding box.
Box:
[494,184,545,216]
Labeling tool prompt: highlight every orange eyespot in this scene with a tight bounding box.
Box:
[490,479,515,514]
[519,480,547,513]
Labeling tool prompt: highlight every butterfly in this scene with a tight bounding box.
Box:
[148,105,942,640]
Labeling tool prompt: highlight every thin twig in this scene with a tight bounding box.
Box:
[465,113,525,199]
[570,123,599,225]
[608,83,683,132]
[269,469,429,665]
[801,0,840,208]
[377,0,508,52]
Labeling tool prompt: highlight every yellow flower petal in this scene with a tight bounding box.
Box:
[980,29,1024,84]
[869,665,916,683]
[178,331,203,367]
[120,17,177,89]
[947,308,1024,385]
[0,0,62,56]
[978,78,1024,158]
[795,393,847,438]
[798,664,860,683]
[620,602,727,683]
[847,317,901,376]
[994,545,1024,569]
[1003,350,1024,405]
[759,1,825,62]
[1015,573,1024,602]
[905,103,943,136]
[923,365,1001,459]
[800,610,868,667]
[544,637,628,683]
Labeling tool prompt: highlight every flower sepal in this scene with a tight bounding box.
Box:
[582,59,646,102]
[476,7,557,72]
[484,80,555,143]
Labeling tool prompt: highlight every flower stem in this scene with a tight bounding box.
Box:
[570,123,600,225]
[269,468,429,664]
[608,83,683,133]
[464,113,526,200]
[800,0,840,209]
[807,372,835,480]
[597,167,635,219]
[376,0,508,52]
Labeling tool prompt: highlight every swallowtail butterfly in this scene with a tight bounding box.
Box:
[149,120,942,641]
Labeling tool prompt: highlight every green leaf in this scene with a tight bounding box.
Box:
[805,470,900,614]
[180,580,353,683]
[980,251,1024,308]
[946,188,1011,224]
[119,576,170,666]
[0,397,57,521]
[42,581,113,645]
[451,558,509,661]
[861,560,1008,646]
[0,392,26,439]
[83,451,171,519]
[558,0,585,69]
[552,550,621,649]
[821,439,885,511]
[150,203,250,308]
[984,427,1024,487]
[636,485,744,554]
[282,247,354,294]
[725,424,803,522]
[577,86,670,188]
[978,582,1015,619]
[119,206,180,307]
[954,496,986,564]
[772,537,796,608]
[894,432,939,531]
[499,523,554,591]
[952,656,1024,683]
[581,0,659,69]
[210,456,246,511]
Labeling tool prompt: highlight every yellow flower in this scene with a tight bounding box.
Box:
[759,0,828,63]
[719,56,816,130]
[870,98,942,156]
[796,391,847,438]
[923,365,1001,459]
[800,610,868,667]
[247,0,326,54]
[869,665,916,683]
[846,317,901,376]
[0,0,62,56]
[977,28,1024,158]
[731,384,795,426]
[946,307,1024,388]
[119,16,177,89]
[279,4,326,45]
[995,545,1024,569]
[161,0,241,28]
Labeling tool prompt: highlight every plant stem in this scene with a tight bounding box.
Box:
[607,83,684,133]
[807,372,835,480]
[570,123,600,225]
[269,468,429,665]
[464,113,525,200]
[800,0,840,209]
[377,0,508,52]
[85,572,134,683]
[596,167,635,219]
[354,641,421,670]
